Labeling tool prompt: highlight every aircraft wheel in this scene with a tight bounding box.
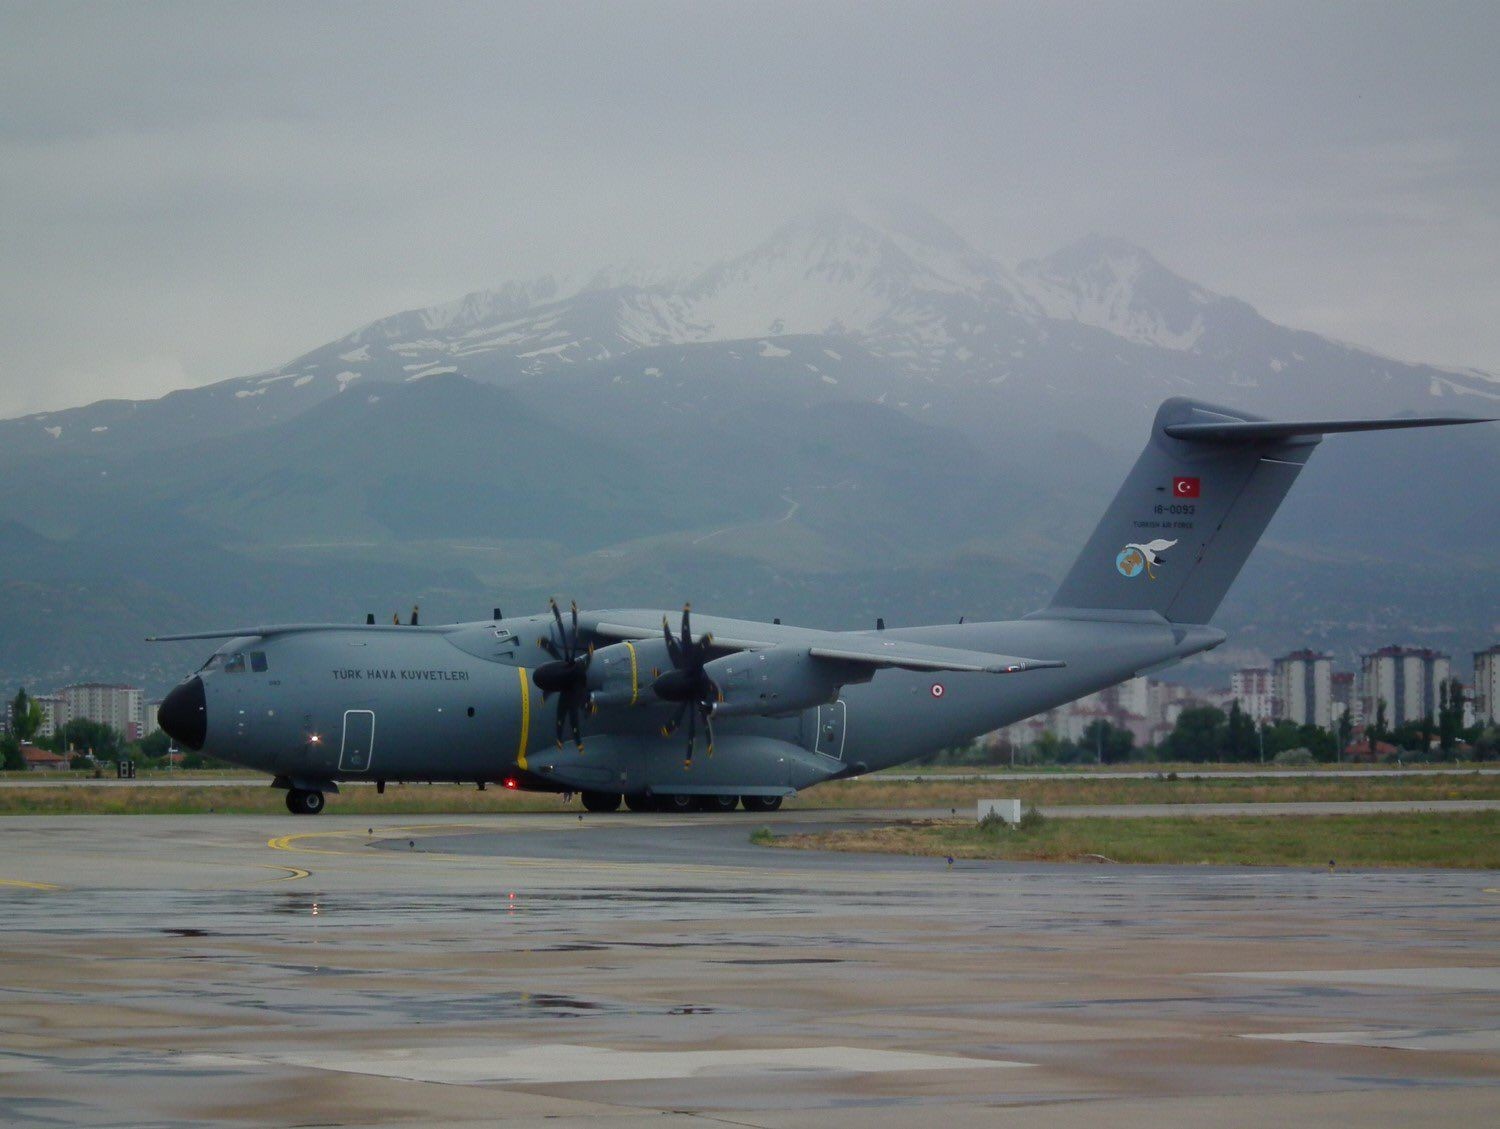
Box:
[286,788,325,815]
[700,794,739,813]
[581,791,622,813]
[741,795,782,813]
[659,794,696,814]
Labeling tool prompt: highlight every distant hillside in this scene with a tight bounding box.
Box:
[1,204,1495,693]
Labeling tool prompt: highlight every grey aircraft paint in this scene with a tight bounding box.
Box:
[153,397,1491,814]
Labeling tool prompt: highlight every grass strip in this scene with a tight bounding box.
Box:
[787,773,1500,810]
[768,811,1500,869]
[1,771,1497,815]
[0,784,566,816]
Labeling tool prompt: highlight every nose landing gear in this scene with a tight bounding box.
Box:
[285,788,326,815]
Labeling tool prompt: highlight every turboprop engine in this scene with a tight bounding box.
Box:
[704,648,872,718]
[586,638,675,709]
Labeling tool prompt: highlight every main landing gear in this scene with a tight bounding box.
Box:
[285,788,326,815]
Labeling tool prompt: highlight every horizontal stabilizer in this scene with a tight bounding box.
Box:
[1164,415,1493,443]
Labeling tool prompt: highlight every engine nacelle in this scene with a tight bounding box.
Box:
[586,638,674,709]
[706,648,870,718]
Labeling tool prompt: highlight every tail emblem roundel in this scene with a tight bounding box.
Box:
[1116,538,1177,579]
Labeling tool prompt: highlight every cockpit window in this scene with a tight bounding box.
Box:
[250,651,268,673]
[197,653,222,672]
[223,653,246,674]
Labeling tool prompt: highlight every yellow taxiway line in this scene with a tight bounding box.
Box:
[257,864,311,882]
[0,878,61,891]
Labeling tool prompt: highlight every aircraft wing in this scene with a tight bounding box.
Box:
[589,619,1062,675]
[147,623,454,641]
[805,639,1063,674]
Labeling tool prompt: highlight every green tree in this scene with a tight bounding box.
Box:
[1225,701,1257,762]
[52,719,124,762]
[1297,723,1337,762]
[137,730,172,759]
[1080,719,1135,765]
[1391,719,1430,755]
[1260,719,1305,756]
[1336,710,1354,758]
[1438,678,1466,753]
[1160,706,1227,763]
[1370,699,1389,744]
[9,688,44,744]
[0,733,23,771]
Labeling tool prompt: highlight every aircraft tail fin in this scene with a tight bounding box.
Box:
[1044,397,1491,625]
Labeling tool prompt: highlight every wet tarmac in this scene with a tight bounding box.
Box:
[1,811,1497,1126]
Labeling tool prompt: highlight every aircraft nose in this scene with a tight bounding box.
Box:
[158,676,207,751]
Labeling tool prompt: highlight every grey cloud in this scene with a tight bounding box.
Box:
[1,0,1497,416]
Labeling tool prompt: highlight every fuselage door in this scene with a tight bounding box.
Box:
[339,710,375,773]
[813,699,847,761]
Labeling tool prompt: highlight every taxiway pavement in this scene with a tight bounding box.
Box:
[1,810,1497,1127]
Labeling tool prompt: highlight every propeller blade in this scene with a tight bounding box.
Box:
[570,600,579,659]
[703,708,715,758]
[537,636,561,661]
[568,702,584,751]
[681,603,692,653]
[662,615,682,665]
[554,698,566,748]
[684,707,697,768]
[661,701,689,738]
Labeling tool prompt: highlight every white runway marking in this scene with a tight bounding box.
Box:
[189,1043,1030,1085]
[1244,1029,1500,1052]
[1208,967,1500,992]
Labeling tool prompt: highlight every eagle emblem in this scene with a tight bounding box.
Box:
[1116,538,1177,579]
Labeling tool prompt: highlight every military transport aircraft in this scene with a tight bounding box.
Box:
[154,397,1491,815]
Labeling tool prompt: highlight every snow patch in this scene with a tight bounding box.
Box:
[1429,374,1500,401]
[405,365,458,382]
[91,426,108,433]
[643,366,661,377]
[339,345,371,363]
[43,426,61,439]
[293,375,315,388]
[820,374,838,385]
[234,386,267,398]
[335,371,362,392]
[758,341,791,358]
[823,349,842,360]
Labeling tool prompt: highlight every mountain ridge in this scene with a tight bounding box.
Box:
[2,203,1495,694]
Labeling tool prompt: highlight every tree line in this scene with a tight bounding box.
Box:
[2,687,196,771]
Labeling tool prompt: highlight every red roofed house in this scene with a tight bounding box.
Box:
[19,743,69,771]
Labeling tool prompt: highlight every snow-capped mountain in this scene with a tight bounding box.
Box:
[1016,234,1247,351]
[5,202,1496,463]
[3,202,1496,692]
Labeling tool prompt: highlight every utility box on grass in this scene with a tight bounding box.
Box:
[978,798,1021,825]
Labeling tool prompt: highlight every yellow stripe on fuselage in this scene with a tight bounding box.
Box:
[517,666,530,769]
[626,641,639,706]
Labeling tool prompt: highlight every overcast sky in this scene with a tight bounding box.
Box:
[2,0,1497,418]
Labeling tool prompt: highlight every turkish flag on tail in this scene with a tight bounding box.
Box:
[1172,477,1200,498]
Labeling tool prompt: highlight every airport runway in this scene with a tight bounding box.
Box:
[1,811,1497,1127]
